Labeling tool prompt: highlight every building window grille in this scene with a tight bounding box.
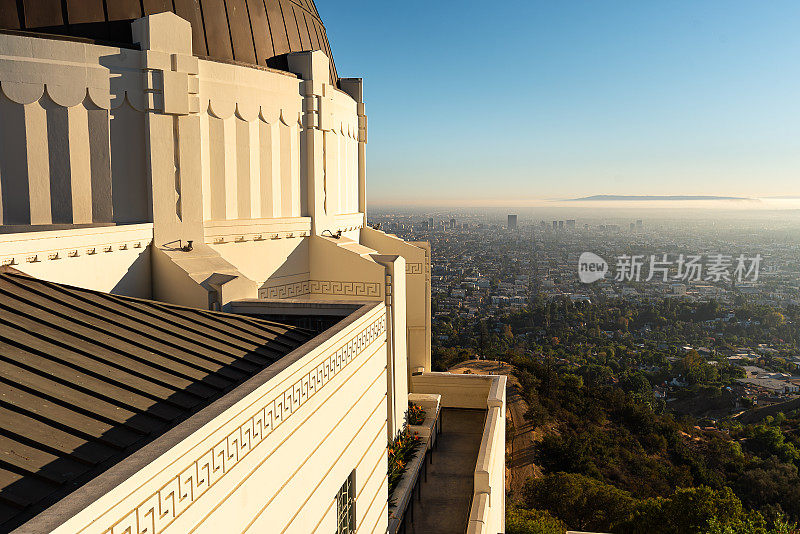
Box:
[336,470,356,534]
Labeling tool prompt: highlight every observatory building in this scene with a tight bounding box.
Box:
[0,2,505,533]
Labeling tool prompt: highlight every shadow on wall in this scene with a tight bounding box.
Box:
[111,246,152,298]
[256,239,311,296]
[99,50,151,226]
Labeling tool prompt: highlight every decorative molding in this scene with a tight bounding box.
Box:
[206,101,302,127]
[0,238,151,268]
[103,314,386,534]
[142,51,200,116]
[199,57,302,124]
[260,281,311,299]
[299,80,358,138]
[331,213,364,234]
[208,230,309,244]
[384,273,392,307]
[259,280,381,299]
[205,217,312,245]
[405,263,423,275]
[0,80,111,109]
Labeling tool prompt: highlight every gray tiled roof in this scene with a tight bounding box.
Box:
[0,267,313,531]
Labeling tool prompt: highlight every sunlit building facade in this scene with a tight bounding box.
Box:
[0,3,504,533]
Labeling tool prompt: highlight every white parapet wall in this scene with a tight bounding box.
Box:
[22,302,390,534]
[471,377,507,534]
[0,224,154,297]
[410,371,507,534]
[411,371,498,408]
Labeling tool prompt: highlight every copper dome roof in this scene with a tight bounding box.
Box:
[0,0,338,84]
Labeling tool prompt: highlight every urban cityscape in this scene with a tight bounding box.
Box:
[370,206,800,531]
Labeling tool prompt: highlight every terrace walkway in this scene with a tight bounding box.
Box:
[412,408,486,533]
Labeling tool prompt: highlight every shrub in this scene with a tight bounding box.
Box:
[506,505,565,534]
[387,428,422,498]
[408,402,426,426]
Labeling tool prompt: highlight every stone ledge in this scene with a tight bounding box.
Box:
[387,398,441,534]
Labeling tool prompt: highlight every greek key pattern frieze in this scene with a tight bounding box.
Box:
[260,280,381,299]
[405,263,423,275]
[309,280,380,297]
[261,280,311,299]
[102,314,386,534]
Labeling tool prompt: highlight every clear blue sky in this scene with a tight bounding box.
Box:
[318,1,800,205]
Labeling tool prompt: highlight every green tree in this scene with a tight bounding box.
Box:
[628,486,746,534]
[523,472,635,531]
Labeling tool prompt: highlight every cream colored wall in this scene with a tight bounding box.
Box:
[210,236,309,287]
[256,234,411,438]
[309,235,384,299]
[474,377,507,534]
[287,51,365,237]
[0,224,153,297]
[323,89,360,217]
[372,254,409,438]
[361,227,431,373]
[0,17,368,311]
[197,59,303,222]
[0,33,147,227]
[45,304,388,534]
[410,372,494,408]
[469,404,506,534]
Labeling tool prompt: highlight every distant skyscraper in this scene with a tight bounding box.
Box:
[558,220,564,229]
[450,218,456,229]
[428,217,434,229]
[508,214,518,230]
[552,220,558,230]
[636,219,643,229]
[630,222,635,231]
[566,219,576,229]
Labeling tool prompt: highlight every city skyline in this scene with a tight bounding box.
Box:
[321,1,800,205]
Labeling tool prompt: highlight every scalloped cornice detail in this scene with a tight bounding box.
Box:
[0,82,113,110]
[0,81,43,105]
[204,98,300,127]
[111,90,145,112]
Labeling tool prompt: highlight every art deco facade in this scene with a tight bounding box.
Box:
[0,3,505,533]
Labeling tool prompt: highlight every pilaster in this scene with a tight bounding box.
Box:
[287,51,337,235]
[340,78,367,225]
[132,13,255,308]
[132,12,202,246]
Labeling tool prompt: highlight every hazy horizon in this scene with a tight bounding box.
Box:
[369,197,800,212]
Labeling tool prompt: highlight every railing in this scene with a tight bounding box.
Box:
[387,406,442,534]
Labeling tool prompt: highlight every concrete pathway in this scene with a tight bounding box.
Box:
[411,408,485,533]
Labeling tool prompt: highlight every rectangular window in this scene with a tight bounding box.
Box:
[336,470,356,534]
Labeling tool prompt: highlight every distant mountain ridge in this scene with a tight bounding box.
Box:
[569,195,753,201]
